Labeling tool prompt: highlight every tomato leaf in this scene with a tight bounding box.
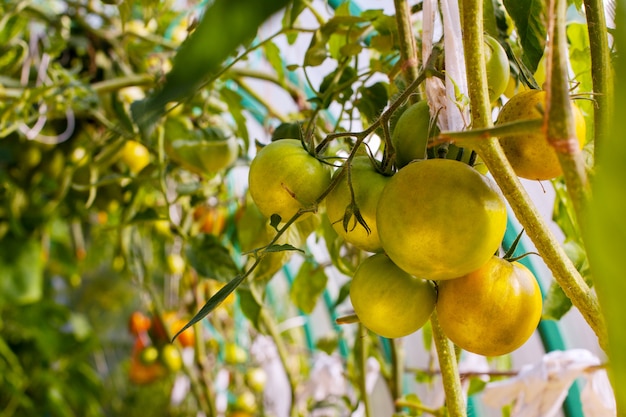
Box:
[289,262,328,314]
[265,243,304,254]
[131,0,289,133]
[355,82,389,125]
[502,0,546,73]
[173,273,246,341]
[0,234,43,306]
[186,234,240,282]
[237,285,263,330]
[543,280,572,321]
[220,88,250,148]
[269,214,282,231]
[263,40,286,84]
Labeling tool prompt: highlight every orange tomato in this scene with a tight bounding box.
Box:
[128,311,151,335]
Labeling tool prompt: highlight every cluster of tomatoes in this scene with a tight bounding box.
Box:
[127,311,195,384]
[246,35,586,357]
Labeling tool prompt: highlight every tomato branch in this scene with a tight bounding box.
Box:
[546,0,592,232]
[582,0,613,155]
[393,0,420,100]
[431,311,466,417]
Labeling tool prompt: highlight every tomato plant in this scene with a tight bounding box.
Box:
[0,0,621,416]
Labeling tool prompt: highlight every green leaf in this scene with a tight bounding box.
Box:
[131,0,290,133]
[263,40,286,84]
[543,280,573,320]
[334,281,351,309]
[282,0,306,28]
[355,82,389,124]
[289,262,328,314]
[128,207,162,223]
[173,273,246,341]
[186,234,240,282]
[237,285,263,330]
[265,243,304,254]
[502,0,547,73]
[467,377,488,396]
[0,234,43,305]
[220,88,249,147]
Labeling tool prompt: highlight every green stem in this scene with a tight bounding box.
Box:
[233,78,289,122]
[394,0,420,102]
[460,0,607,349]
[259,309,298,417]
[389,338,404,411]
[430,312,466,417]
[91,74,155,94]
[357,325,373,417]
[582,0,613,155]
[546,0,591,230]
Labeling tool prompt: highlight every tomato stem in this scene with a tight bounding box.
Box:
[259,308,299,417]
[430,311,466,417]
[393,0,421,104]
[546,0,592,233]
[582,0,613,155]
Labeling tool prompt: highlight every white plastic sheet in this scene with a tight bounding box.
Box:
[482,349,615,417]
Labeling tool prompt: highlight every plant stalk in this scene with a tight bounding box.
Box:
[582,0,613,155]
[259,309,298,417]
[546,0,592,232]
[431,311,466,417]
[394,0,420,103]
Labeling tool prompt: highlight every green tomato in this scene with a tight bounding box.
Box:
[391,101,437,168]
[160,344,183,372]
[164,118,238,176]
[484,34,511,103]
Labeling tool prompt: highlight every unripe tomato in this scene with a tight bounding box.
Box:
[377,159,507,281]
[224,342,247,365]
[496,90,586,180]
[119,140,150,174]
[139,346,159,365]
[245,367,267,393]
[436,256,543,356]
[166,253,185,275]
[349,253,436,338]
[248,139,331,223]
[391,101,436,168]
[160,344,183,372]
[164,118,238,175]
[484,34,511,103]
[325,156,390,252]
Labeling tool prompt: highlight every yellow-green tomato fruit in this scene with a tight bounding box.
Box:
[248,139,331,222]
[377,159,507,281]
[437,256,543,356]
[350,253,437,338]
